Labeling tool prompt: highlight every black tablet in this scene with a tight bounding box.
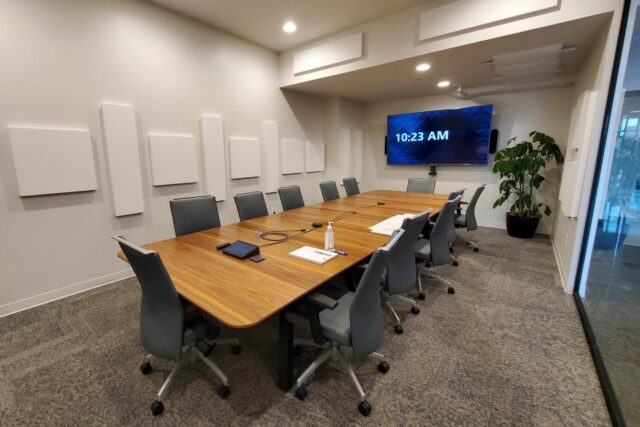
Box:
[222,240,260,259]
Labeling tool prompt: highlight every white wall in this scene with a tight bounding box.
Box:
[362,88,574,233]
[553,8,624,293]
[0,0,333,316]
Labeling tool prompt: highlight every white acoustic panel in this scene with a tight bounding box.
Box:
[229,137,261,179]
[200,115,227,201]
[559,90,599,218]
[262,121,279,193]
[149,134,198,186]
[7,127,97,197]
[281,139,304,175]
[353,130,363,182]
[339,129,352,180]
[305,141,325,173]
[100,104,144,216]
[419,0,558,41]
[293,33,363,75]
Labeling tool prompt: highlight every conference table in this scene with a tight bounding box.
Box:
[117,190,448,390]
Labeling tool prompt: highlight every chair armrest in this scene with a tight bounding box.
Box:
[306,292,338,310]
[459,201,469,205]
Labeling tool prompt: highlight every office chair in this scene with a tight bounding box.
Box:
[414,196,462,297]
[169,195,221,237]
[382,209,431,334]
[234,191,269,221]
[342,177,360,196]
[406,177,436,193]
[446,189,465,264]
[319,181,340,202]
[287,230,404,416]
[112,235,240,416]
[455,184,486,252]
[278,185,305,211]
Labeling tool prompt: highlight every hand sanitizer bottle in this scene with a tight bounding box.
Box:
[325,222,334,251]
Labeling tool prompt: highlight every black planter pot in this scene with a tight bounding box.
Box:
[506,213,540,238]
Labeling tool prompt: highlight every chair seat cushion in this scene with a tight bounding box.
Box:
[318,292,354,346]
[455,214,467,228]
[414,239,431,261]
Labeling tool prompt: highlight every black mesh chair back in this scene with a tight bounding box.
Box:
[406,178,436,194]
[234,191,268,221]
[113,236,184,362]
[278,185,305,211]
[170,195,221,236]
[319,181,340,201]
[342,177,360,196]
[349,229,403,361]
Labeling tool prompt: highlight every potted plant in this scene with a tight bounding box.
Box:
[492,131,564,238]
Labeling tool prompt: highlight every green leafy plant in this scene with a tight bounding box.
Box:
[493,131,564,217]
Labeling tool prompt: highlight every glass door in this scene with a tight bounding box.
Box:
[577,1,640,425]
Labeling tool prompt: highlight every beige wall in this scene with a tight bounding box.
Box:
[0,0,330,315]
[362,88,574,233]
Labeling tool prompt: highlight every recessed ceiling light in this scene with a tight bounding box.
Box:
[415,63,431,72]
[283,21,297,33]
[437,80,450,88]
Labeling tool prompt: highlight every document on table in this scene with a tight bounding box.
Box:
[289,246,338,265]
[369,214,415,235]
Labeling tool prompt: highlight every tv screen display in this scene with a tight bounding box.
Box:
[386,104,493,165]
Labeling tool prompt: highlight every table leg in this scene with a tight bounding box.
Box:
[277,311,294,391]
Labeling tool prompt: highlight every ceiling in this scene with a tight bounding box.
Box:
[148,0,429,51]
[282,13,611,103]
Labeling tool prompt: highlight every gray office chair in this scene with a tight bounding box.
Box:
[319,181,340,201]
[287,230,404,416]
[446,188,465,264]
[382,209,431,334]
[415,196,462,296]
[278,185,305,211]
[234,191,269,221]
[406,178,436,193]
[112,235,240,416]
[455,184,486,252]
[170,195,221,237]
[342,177,360,196]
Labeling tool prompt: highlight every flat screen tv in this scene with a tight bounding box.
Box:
[386,104,493,165]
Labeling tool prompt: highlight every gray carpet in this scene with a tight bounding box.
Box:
[0,228,611,426]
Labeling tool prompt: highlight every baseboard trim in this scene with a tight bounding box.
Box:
[0,268,134,318]
[551,235,569,293]
[477,220,506,229]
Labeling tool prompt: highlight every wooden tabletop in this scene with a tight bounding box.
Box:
[117,190,448,328]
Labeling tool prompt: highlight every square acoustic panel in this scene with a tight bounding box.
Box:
[7,127,97,196]
[281,139,304,175]
[149,134,198,186]
[305,141,325,172]
[229,137,261,179]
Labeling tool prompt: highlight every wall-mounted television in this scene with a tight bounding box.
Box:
[386,104,493,165]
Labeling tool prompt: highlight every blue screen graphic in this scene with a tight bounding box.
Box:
[386,105,493,165]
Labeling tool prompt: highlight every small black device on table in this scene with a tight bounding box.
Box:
[219,240,260,260]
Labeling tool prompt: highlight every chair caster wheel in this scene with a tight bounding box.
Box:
[473,247,479,252]
[394,325,403,334]
[358,400,372,416]
[449,247,454,253]
[452,260,459,267]
[417,292,426,301]
[150,400,164,416]
[231,344,242,355]
[294,386,307,401]
[292,345,302,356]
[140,361,152,375]
[448,287,455,295]
[378,361,390,374]
[217,385,231,399]
[411,306,420,315]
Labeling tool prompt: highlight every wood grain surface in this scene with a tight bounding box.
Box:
[117,190,448,328]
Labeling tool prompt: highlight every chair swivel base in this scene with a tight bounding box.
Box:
[418,267,455,295]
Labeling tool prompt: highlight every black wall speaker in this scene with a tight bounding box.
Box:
[489,129,499,154]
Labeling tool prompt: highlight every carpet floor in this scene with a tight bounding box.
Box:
[0,228,611,426]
